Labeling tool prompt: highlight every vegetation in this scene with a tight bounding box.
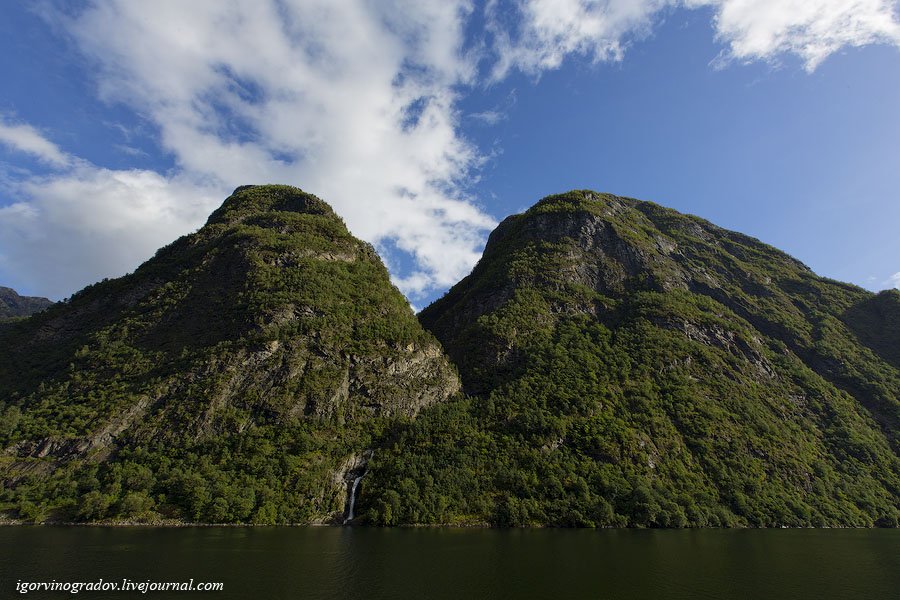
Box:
[363,191,900,527]
[1,188,897,527]
[0,185,456,523]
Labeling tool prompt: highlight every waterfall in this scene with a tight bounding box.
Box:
[343,475,364,525]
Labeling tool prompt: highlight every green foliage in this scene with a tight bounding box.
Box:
[1,187,897,529]
[0,185,452,524]
[379,190,900,528]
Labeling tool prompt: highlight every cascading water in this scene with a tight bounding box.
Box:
[343,475,364,525]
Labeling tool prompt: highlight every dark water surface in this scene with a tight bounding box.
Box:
[1,527,898,599]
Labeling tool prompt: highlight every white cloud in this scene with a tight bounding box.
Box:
[0,165,222,299]
[0,117,71,166]
[488,0,900,76]
[469,110,506,125]
[693,0,900,71]
[0,112,224,299]
[52,0,495,299]
[487,0,669,79]
[468,90,517,126]
[886,272,900,289]
[1,0,495,300]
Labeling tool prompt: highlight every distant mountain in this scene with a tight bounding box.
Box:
[0,185,458,524]
[0,287,53,319]
[363,191,900,527]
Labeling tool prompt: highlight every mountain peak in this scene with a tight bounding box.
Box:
[1,186,897,528]
[205,184,339,226]
[525,189,629,215]
[0,286,54,320]
[399,190,900,527]
[0,185,459,524]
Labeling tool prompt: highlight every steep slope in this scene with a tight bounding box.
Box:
[0,185,459,523]
[364,190,900,527]
[842,289,900,369]
[0,287,53,320]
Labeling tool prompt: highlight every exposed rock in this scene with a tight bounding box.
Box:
[0,287,53,320]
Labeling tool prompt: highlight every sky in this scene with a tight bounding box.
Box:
[0,1,898,306]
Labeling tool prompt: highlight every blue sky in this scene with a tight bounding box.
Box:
[1,1,898,305]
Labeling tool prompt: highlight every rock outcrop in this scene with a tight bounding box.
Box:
[0,287,53,319]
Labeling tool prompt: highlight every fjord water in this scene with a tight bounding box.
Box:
[2,528,898,599]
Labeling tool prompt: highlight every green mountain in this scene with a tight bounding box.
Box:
[2,187,897,527]
[0,185,459,524]
[0,287,53,320]
[362,190,900,527]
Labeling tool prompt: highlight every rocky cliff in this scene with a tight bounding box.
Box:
[0,185,459,523]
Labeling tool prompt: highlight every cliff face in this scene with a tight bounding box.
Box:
[0,185,458,524]
[364,191,900,528]
[0,287,53,319]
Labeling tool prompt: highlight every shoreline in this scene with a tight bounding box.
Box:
[0,519,887,529]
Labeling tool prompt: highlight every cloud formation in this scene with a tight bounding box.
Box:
[487,0,670,78]
[2,1,498,300]
[0,117,71,167]
[488,0,900,75]
[61,0,496,298]
[695,0,900,70]
[0,127,220,298]
[1,0,898,300]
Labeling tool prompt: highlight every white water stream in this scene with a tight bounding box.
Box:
[343,475,364,525]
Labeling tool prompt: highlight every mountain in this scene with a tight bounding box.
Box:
[2,187,897,528]
[0,185,459,524]
[0,287,53,320]
[362,190,900,527]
